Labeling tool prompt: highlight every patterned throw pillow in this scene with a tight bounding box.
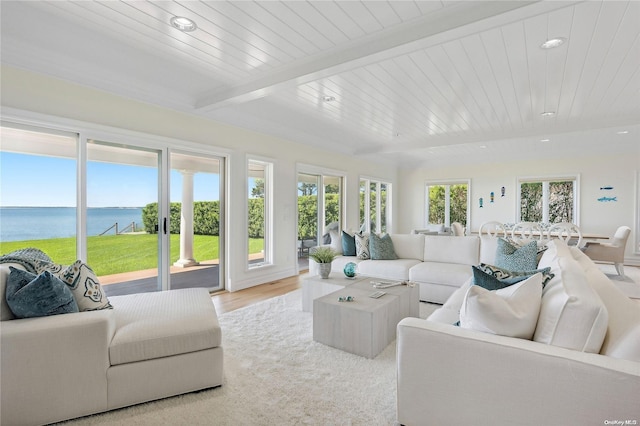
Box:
[369,233,398,260]
[342,231,357,256]
[476,263,554,288]
[354,233,370,260]
[506,238,548,263]
[38,260,113,311]
[495,238,538,271]
[6,267,79,318]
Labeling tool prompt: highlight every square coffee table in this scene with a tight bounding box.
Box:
[301,272,368,313]
[312,281,419,358]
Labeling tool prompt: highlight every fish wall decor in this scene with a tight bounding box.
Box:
[599,186,614,190]
[597,196,617,202]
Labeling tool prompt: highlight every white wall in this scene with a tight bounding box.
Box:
[0,66,397,291]
[398,132,640,264]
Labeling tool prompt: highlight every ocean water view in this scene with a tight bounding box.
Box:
[0,207,144,242]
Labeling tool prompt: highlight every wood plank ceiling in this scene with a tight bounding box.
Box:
[1,1,638,166]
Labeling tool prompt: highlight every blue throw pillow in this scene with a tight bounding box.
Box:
[342,231,356,256]
[369,233,398,260]
[6,267,79,318]
[476,263,554,288]
[495,238,538,271]
[472,265,550,291]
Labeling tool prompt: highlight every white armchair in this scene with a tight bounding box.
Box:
[582,226,631,277]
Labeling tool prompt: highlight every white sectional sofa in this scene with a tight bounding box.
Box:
[396,240,640,425]
[310,232,498,304]
[0,262,223,426]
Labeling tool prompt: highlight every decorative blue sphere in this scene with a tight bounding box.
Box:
[343,262,357,278]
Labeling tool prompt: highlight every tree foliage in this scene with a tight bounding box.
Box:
[427,184,467,226]
[520,181,573,223]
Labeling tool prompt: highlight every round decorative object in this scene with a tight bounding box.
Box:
[343,262,357,278]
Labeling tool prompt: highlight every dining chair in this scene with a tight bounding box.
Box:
[478,221,507,238]
[547,222,584,248]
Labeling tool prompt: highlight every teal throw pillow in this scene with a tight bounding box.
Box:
[342,231,356,256]
[6,267,79,318]
[495,238,538,271]
[369,233,398,260]
[476,263,554,288]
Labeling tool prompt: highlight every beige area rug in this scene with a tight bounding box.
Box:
[58,290,437,426]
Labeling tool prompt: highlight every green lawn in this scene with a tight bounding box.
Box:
[1,234,264,276]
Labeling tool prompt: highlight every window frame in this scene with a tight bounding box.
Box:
[516,174,580,225]
[359,176,392,234]
[424,179,470,227]
[246,156,274,270]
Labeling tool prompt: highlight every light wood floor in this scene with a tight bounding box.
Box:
[211,272,303,314]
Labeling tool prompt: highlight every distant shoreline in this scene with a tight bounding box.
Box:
[0,207,144,242]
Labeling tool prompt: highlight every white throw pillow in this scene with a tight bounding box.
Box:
[329,230,343,255]
[460,273,542,339]
[533,247,608,353]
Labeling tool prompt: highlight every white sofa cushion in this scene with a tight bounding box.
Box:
[109,288,221,365]
[409,262,472,288]
[356,258,422,281]
[427,277,473,324]
[570,246,640,362]
[533,241,608,353]
[388,233,424,260]
[423,235,479,265]
[460,273,542,339]
[478,236,499,265]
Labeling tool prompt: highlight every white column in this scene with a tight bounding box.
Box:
[174,171,199,267]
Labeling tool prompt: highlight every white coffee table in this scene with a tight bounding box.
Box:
[312,281,419,358]
[301,272,368,313]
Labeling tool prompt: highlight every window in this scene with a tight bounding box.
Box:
[518,176,578,224]
[360,178,391,233]
[0,124,78,250]
[425,181,469,227]
[247,158,273,268]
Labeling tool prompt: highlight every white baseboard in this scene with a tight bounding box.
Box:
[228,267,298,292]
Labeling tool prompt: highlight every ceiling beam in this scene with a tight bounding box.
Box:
[194,0,562,111]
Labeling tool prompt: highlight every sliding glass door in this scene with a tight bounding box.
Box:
[86,140,162,294]
[169,151,224,292]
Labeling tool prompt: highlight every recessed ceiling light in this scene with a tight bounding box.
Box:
[616,130,629,135]
[480,145,487,149]
[540,37,566,49]
[540,138,550,142]
[322,96,336,102]
[170,16,197,32]
[540,111,556,117]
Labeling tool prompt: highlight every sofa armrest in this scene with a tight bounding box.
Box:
[1,310,116,425]
[397,318,640,426]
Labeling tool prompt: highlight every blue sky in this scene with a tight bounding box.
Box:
[1,152,220,207]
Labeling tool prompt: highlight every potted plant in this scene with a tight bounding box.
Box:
[309,247,339,279]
